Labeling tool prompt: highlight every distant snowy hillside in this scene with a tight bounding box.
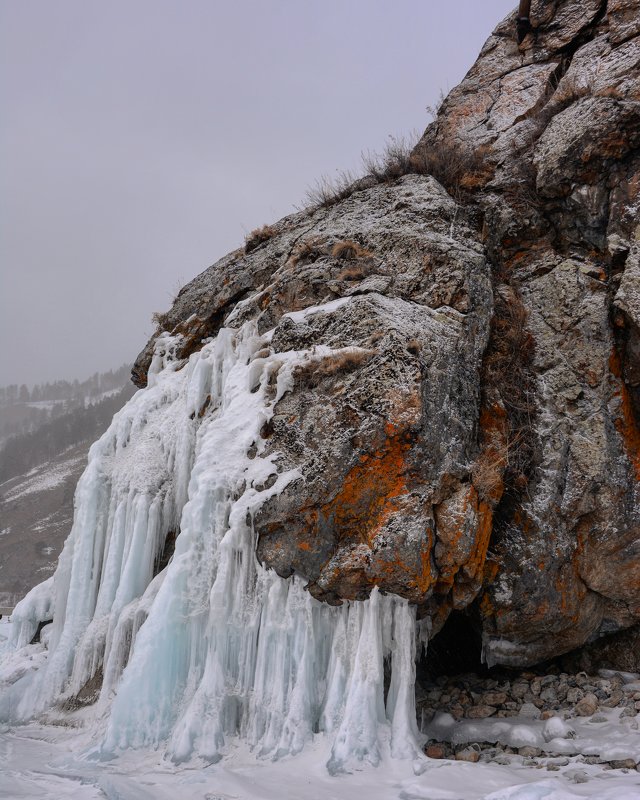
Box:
[0,369,134,598]
[0,364,131,445]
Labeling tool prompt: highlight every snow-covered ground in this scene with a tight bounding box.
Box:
[1,453,86,502]
[1,719,640,800]
[2,613,639,798]
[1,610,638,800]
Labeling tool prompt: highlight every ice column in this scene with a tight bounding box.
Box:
[1,315,423,771]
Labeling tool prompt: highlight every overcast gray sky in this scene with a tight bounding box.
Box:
[1,0,514,387]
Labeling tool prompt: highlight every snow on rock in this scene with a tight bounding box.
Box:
[0,320,421,772]
[542,716,575,743]
[425,705,640,764]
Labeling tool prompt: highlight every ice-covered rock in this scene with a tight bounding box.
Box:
[542,716,575,743]
[9,578,54,650]
[130,0,640,670]
[0,320,422,770]
[2,0,640,777]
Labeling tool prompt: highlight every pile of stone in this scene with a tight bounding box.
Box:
[418,670,640,771]
[418,670,640,723]
[423,738,639,774]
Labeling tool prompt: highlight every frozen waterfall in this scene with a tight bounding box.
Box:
[0,316,422,771]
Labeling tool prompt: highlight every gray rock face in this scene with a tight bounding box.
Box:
[249,180,494,609]
[137,176,497,613]
[413,0,640,667]
[132,0,640,668]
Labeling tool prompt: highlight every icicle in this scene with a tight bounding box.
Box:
[387,600,421,760]
[0,311,425,771]
[326,589,386,773]
[9,577,54,650]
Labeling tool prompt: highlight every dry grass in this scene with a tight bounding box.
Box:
[410,141,496,197]
[472,449,508,504]
[304,135,419,210]
[482,284,537,495]
[151,310,172,330]
[365,331,385,347]
[485,285,534,403]
[289,238,374,271]
[294,349,374,388]
[361,134,416,183]
[337,264,368,281]
[501,155,542,215]
[331,240,373,261]
[472,431,531,504]
[289,237,328,267]
[305,171,362,210]
[595,85,624,100]
[426,89,447,121]
[304,132,496,210]
[245,224,277,253]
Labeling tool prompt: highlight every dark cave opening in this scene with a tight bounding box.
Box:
[416,611,488,684]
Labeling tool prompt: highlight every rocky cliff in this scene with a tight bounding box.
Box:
[132,0,640,669]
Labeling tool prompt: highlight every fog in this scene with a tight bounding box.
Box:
[0,0,515,387]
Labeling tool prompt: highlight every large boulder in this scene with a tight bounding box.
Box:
[413,0,640,665]
[133,0,640,667]
[137,175,497,617]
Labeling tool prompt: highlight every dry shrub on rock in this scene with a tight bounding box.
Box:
[361,134,416,182]
[245,224,277,253]
[294,348,374,389]
[410,141,496,197]
[305,171,362,210]
[151,310,172,331]
[337,264,369,281]
[482,284,537,496]
[304,132,496,210]
[289,237,328,267]
[304,135,417,210]
[331,240,373,261]
[472,449,507,504]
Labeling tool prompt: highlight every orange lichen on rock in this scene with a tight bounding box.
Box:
[319,427,411,549]
[433,485,493,610]
[463,499,493,583]
[609,348,640,482]
[482,556,500,587]
[454,498,493,607]
[313,424,436,599]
